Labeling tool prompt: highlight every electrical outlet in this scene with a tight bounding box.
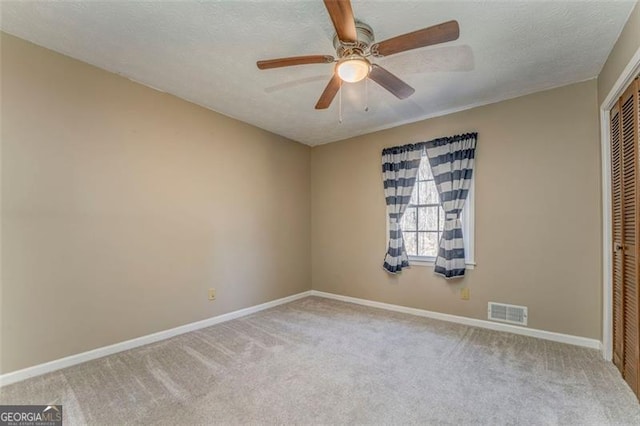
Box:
[208,288,216,301]
[460,287,470,300]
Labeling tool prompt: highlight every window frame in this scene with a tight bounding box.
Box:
[385,155,476,269]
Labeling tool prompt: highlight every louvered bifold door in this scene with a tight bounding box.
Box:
[613,77,640,397]
[612,100,624,373]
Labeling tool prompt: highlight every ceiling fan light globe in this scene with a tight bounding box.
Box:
[337,58,371,83]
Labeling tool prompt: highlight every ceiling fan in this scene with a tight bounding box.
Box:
[256,0,460,110]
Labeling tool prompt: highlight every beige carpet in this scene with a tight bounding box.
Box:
[1,296,639,424]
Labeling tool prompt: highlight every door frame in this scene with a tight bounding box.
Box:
[600,46,640,361]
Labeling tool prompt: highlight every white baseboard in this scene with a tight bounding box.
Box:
[0,290,312,387]
[310,290,602,351]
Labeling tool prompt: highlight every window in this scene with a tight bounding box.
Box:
[399,154,474,264]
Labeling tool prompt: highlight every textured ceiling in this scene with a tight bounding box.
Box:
[0,1,635,146]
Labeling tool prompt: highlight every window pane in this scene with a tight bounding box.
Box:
[402,207,417,231]
[417,181,426,204]
[409,184,418,205]
[418,206,439,231]
[419,158,433,180]
[439,207,445,231]
[418,232,439,257]
[420,180,439,204]
[403,232,417,256]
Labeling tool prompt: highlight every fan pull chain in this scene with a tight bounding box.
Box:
[338,79,343,124]
[364,77,369,112]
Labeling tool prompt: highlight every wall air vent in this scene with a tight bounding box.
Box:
[488,302,528,326]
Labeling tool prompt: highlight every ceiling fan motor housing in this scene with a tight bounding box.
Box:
[333,21,375,58]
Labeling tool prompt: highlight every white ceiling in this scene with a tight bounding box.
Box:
[0,1,635,146]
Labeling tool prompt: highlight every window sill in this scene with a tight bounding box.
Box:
[408,257,476,269]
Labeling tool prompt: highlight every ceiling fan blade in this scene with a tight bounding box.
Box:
[257,55,334,70]
[371,20,460,57]
[323,0,357,43]
[315,73,341,109]
[368,64,415,99]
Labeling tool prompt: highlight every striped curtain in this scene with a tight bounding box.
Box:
[424,133,477,279]
[382,144,423,274]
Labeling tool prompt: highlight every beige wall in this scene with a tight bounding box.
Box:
[311,80,602,339]
[598,1,640,105]
[0,33,311,374]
